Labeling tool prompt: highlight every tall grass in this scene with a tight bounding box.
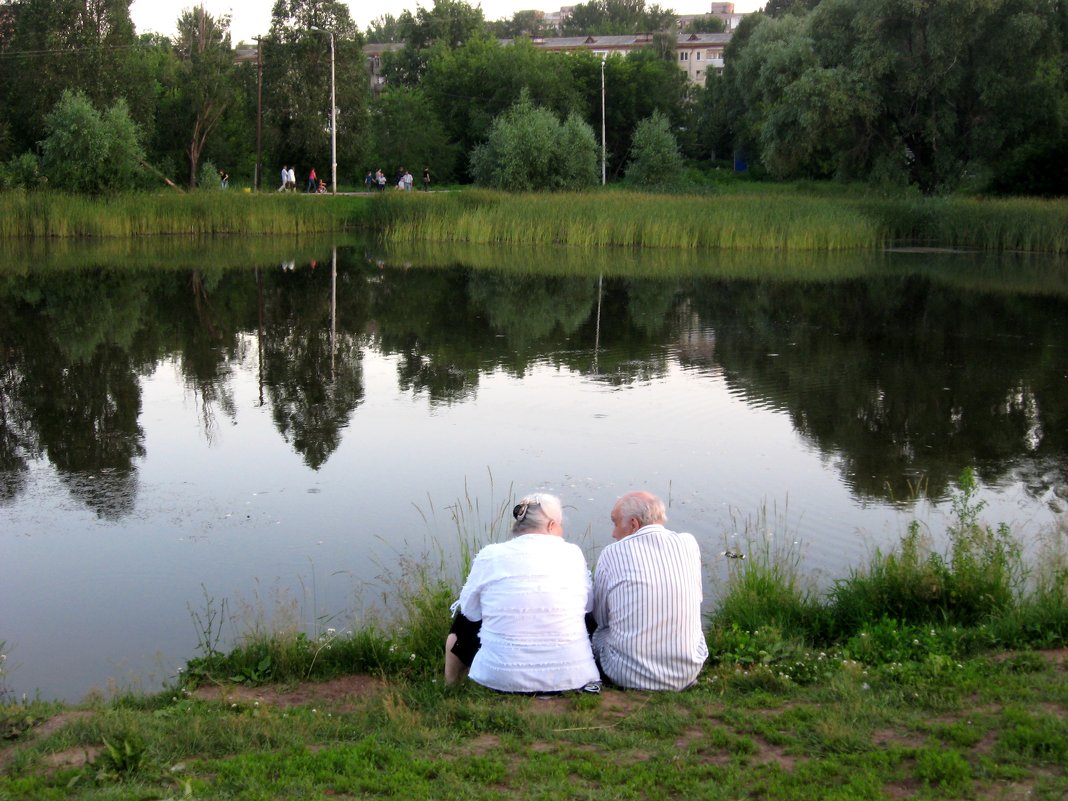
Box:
[180,481,516,689]
[371,189,1068,254]
[0,192,370,238]
[708,503,820,635]
[373,189,884,251]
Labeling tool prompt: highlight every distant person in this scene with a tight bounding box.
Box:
[591,491,708,690]
[306,167,317,193]
[365,171,374,192]
[422,167,431,191]
[219,170,229,189]
[445,492,600,693]
[402,169,414,191]
[287,166,296,191]
[279,165,288,192]
[376,169,386,191]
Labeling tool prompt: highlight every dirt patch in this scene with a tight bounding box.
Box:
[0,709,97,771]
[872,728,925,750]
[463,733,502,756]
[989,648,1068,669]
[883,778,923,799]
[192,674,385,712]
[40,745,101,770]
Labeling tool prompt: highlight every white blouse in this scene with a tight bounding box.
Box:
[458,534,600,693]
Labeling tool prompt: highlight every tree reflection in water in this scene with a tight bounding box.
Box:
[0,247,1066,516]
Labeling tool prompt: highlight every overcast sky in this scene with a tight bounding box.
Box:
[129,1,763,44]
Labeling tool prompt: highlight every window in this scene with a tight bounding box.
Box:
[696,51,701,61]
[679,51,688,61]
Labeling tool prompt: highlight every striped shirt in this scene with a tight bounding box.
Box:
[592,525,708,690]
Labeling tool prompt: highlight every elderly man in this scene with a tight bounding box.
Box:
[591,491,708,690]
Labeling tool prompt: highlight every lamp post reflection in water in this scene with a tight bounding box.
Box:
[330,246,337,378]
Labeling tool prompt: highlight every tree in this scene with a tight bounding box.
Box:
[683,15,726,33]
[175,6,235,188]
[262,0,369,182]
[369,86,459,181]
[470,90,599,190]
[39,90,146,193]
[383,0,486,86]
[625,109,683,186]
[561,0,676,35]
[487,10,553,39]
[420,36,584,180]
[0,0,150,156]
[365,13,402,42]
[721,0,1063,193]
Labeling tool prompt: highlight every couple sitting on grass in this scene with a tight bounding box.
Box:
[445,490,708,694]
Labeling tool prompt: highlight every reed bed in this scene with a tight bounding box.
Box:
[0,192,369,238]
[375,190,885,251]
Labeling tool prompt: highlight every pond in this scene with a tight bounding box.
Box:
[1,237,1066,702]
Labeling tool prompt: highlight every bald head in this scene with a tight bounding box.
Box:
[610,491,667,540]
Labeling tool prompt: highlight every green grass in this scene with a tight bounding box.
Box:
[370,188,1068,253]
[4,186,1068,255]
[0,191,371,238]
[2,645,1066,799]
[372,189,886,251]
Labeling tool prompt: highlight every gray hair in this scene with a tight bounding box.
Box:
[511,492,563,534]
[615,491,667,527]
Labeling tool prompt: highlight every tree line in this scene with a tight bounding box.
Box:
[0,0,1065,195]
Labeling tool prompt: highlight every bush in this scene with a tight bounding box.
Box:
[827,469,1024,635]
[39,90,147,194]
[198,159,220,190]
[625,110,683,188]
[0,152,42,190]
[470,90,599,192]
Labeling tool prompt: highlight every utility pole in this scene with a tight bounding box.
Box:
[255,36,263,191]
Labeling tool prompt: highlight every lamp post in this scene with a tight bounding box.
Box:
[600,55,606,186]
[311,27,337,194]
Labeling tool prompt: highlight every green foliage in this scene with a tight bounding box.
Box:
[470,91,598,191]
[0,192,366,238]
[0,0,150,157]
[625,110,683,187]
[561,0,676,36]
[827,469,1025,634]
[683,14,726,34]
[262,1,370,180]
[92,734,148,782]
[197,160,221,190]
[721,0,1065,194]
[174,6,236,188]
[369,87,460,182]
[38,91,147,195]
[914,747,972,790]
[998,708,1068,763]
[0,153,42,191]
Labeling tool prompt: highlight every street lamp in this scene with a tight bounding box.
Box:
[311,26,337,195]
[600,55,606,186]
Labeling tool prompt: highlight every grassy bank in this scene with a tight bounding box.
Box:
[371,189,1068,254]
[0,192,371,238]
[3,188,1068,254]
[1,471,1065,799]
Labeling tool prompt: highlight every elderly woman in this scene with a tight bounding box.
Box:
[444,492,600,693]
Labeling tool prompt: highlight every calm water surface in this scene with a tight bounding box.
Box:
[2,238,1066,701]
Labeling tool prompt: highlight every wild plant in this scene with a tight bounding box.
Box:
[709,502,819,636]
[827,468,1024,634]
